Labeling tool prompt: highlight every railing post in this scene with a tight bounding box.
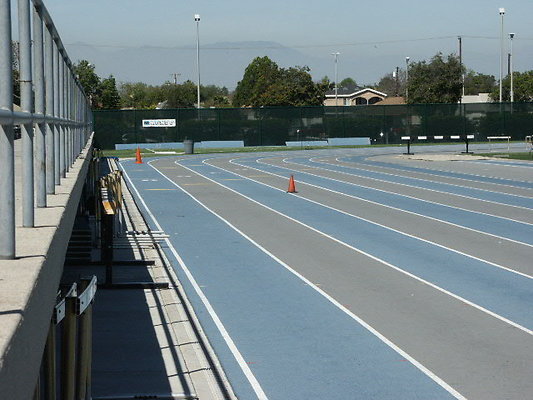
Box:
[59,54,65,178]
[53,41,60,185]
[76,277,97,400]
[61,285,78,400]
[33,4,47,208]
[19,0,35,227]
[45,25,55,194]
[0,0,15,259]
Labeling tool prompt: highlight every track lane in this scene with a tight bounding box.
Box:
[122,158,463,399]
[239,156,533,245]
[148,157,523,398]
[283,157,533,210]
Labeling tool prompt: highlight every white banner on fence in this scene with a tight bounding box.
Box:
[142,119,176,128]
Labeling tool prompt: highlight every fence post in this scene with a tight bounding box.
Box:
[76,277,96,400]
[0,0,15,259]
[61,284,78,400]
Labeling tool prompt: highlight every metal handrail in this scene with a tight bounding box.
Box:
[0,0,93,260]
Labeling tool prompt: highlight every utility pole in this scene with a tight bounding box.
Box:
[170,73,181,84]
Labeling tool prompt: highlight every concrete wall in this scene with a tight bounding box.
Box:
[0,138,93,399]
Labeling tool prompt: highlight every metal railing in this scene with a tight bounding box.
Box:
[0,0,93,259]
[42,276,97,400]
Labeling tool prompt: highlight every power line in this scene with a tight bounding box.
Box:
[63,35,533,52]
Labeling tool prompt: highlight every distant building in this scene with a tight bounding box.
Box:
[461,93,491,103]
[324,86,388,106]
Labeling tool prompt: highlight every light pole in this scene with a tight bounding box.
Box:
[509,33,515,103]
[458,36,464,101]
[331,52,340,106]
[499,8,505,103]
[405,57,410,103]
[194,14,201,109]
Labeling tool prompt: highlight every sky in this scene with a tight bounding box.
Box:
[25,0,533,88]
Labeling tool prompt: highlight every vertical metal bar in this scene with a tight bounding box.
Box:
[33,4,46,207]
[66,73,72,171]
[53,42,60,185]
[61,295,77,400]
[43,322,56,400]
[76,279,93,400]
[19,0,34,227]
[45,26,55,194]
[0,0,15,259]
[59,56,65,178]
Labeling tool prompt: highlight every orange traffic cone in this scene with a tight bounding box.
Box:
[135,147,143,164]
[287,175,297,193]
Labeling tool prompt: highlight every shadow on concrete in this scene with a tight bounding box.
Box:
[91,289,173,397]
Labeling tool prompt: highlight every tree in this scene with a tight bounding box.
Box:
[491,70,533,102]
[463,70,496,95]
[12,41,20,106]
[119,82,160,109]
[99,76,121,109]
[74,60,101,106]
[407,53,463,104]
[376,69,405,96]
[233,56,281,107]
[339,77,357,89]
[233,56,327,107]
[159,80,197,108]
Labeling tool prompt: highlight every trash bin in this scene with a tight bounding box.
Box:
[183,139,194,154]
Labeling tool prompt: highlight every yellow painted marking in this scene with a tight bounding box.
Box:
[159,167,177,169]
[145,188,178,191]
[188,164,204,167]
[221,178,244,181]
[299,168,316,171]
[182,183,211,186]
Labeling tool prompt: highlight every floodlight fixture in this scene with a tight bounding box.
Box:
[499,7,505,15]
[194,14,200,21]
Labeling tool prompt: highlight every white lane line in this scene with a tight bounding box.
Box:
[225,159,533,280]
[279,157,533,219]
[335,156,533,186]
[188,157,532,335]
[457,160,533,169]
[306,157,533,201]
[121,161,269,400]
[250,157,533,246]
[162,159,469,400]
[326,156,533,190]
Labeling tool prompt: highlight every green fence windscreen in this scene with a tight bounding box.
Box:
[93,103,533,150]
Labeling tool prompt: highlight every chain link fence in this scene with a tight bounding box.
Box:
[94,103,533,150]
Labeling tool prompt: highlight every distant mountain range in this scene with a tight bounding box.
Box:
[64,40,405,90]
[64,41,316,89]
[64,40,525,90]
